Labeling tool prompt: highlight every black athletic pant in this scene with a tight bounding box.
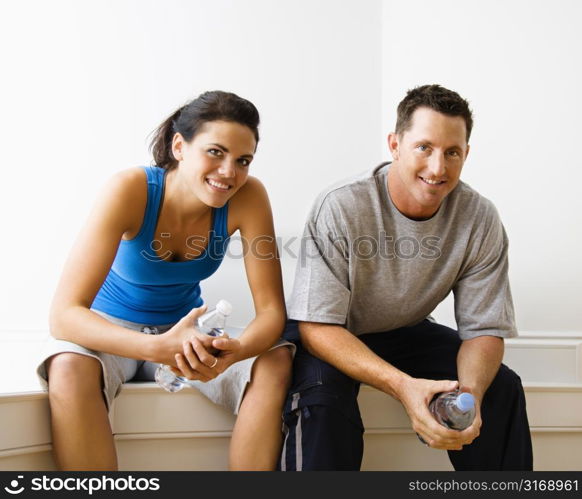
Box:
[280,319,533,471]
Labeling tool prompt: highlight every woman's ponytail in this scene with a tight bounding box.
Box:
[149,106,183,170]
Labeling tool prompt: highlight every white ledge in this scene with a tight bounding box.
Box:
[1,332,582,470]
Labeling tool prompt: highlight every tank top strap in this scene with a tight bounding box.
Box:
[212,201,229,240]
[136,166,166,241]
[207,201,230,260]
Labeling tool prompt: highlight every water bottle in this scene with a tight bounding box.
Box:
[155,300,233,393]
[418,390,476,444]
[430,391,476,430]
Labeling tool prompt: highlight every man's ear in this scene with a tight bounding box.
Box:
[387,132,400,160]
[464,143,470,161]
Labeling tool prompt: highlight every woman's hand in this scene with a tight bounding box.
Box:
[174,335,242,383]
[155,305,242,382]
[153,305,209,366]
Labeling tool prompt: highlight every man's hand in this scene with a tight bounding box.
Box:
[456,398,482,450]
[398,377,481,450]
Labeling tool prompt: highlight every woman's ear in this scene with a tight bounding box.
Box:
[171,133,185,161]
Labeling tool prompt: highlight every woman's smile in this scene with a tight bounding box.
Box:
[205,178,232,192]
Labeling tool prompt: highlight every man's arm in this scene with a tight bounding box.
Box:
[300,322,473,450]
[300,322,408,398]
[457,335,504,403]
[449,335,504,445]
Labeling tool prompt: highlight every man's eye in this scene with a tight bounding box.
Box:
[448,150,459,157]
[417,145,428,152]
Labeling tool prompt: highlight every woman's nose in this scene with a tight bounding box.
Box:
[217,160,236,177]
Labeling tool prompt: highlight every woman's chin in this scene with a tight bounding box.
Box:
[201,195,229,209]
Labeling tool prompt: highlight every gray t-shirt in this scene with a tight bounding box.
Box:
[287,163,517,340]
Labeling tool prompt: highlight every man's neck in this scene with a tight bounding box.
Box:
[386,163,441,221]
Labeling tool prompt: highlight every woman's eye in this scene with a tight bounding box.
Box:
[208,148,222,157]
[238,158,250,167]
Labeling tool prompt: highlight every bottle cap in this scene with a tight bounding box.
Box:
[456,392,475,412]
[216,299,232,316]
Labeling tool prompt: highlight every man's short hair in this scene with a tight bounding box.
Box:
[395,84,474,142]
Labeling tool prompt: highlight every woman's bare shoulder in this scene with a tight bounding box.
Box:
[108,166,147,188]
[234,175,268,203]
[228,176,272,232]
[98,167,148,238]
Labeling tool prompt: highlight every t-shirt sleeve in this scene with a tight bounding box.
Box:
[453,203,518,340]
[287,197,351,325]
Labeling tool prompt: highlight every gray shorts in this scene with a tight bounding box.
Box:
[36,310,294,414]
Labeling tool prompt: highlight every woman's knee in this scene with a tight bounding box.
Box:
[252,347,293,392]
[46,353,103,399]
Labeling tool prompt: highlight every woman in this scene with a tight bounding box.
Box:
[37,91,293,471]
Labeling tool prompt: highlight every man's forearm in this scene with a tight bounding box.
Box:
[457,335,504,402]
[299,322,411,400]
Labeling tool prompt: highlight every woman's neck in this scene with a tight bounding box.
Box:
[163,168,211,225]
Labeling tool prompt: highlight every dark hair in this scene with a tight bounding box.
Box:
[150,90,260,170]
[395,84,473,142]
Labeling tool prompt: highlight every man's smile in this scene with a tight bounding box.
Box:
[419,176,446,186]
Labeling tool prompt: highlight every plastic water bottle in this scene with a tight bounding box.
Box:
[155,300,233,393]
[430,391,476,430]
[418,391,476,444]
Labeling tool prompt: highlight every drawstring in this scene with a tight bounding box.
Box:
[141,326,159,335]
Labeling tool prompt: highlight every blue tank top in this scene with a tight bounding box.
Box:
[91,166,231,324]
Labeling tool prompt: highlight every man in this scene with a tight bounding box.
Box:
[280,84,533,471]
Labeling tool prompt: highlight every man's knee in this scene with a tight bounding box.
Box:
[281,337,364,470]
[289,344,358,394]
[489,364,525,397]
[281,404,364,470]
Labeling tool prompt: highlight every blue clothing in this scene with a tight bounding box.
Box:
[92,166,231,324]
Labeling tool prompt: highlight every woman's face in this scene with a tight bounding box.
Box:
[172,120,257,208]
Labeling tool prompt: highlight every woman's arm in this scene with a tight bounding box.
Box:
[49,168,193,366]
[218,176,286,362]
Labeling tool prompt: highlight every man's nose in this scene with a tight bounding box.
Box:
[427,153,446,177]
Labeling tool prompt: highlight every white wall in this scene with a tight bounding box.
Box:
[0,0,382,330]
[0,0,580,336]
[382,0,582,332]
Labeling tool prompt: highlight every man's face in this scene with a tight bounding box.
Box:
[387,107,470,219]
